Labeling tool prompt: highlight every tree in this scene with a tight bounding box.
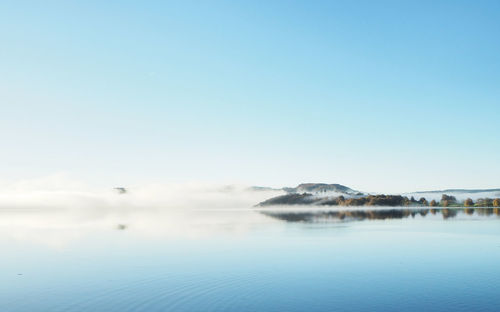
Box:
[430,200,438,207]
[418,197,428,206]
[441,200,449,207]
[441,194,456,203]
[476,198,493,207]
[402,197,410,206]
[464,198,474,207]
[493,198,500,207]
[337,195,345,205]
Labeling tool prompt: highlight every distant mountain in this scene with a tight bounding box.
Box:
[283,183,364,196]
[249,183,363,198]
[255,183,365,207]
[412,188,500,194]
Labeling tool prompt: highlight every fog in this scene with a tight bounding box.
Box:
[0,175,284,247]
[3,175,499,247]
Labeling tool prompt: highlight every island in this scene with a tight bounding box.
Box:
[256,183,500,208]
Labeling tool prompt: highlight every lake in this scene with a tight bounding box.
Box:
[2,206,500,311]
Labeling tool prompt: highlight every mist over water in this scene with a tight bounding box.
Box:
[3,0,500,309]
[2,176,500,312]
[0,176,285,247]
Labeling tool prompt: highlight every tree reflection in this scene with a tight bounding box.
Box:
[260,207,500,223]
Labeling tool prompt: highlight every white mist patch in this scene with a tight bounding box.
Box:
[0,175,283,211]
[0,175,284,247]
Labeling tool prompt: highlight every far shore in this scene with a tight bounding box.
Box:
[257,193,500,208]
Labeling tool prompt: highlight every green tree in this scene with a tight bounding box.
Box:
[441,194,456,203]
[476,198,493,207]
[403,197,410,206]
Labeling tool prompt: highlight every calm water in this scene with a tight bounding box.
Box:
[2,207,500,311]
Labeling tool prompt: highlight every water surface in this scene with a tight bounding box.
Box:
[2,207,500,311]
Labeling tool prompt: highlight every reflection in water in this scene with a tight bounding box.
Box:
[116,224,128,230]
[261,207,500,223]
[2,204,500,312]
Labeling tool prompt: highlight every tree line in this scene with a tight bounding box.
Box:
[258,193,500,207]
[330,194,500,207]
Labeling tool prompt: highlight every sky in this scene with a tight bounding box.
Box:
[1,0,499,193]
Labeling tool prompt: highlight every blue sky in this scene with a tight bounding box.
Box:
[1,0,499,192]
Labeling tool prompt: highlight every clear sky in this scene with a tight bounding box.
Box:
[1,0,499,193]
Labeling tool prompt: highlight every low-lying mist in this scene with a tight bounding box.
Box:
[0,175,284,247]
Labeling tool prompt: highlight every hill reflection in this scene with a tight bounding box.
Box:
[261,207,500,223]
